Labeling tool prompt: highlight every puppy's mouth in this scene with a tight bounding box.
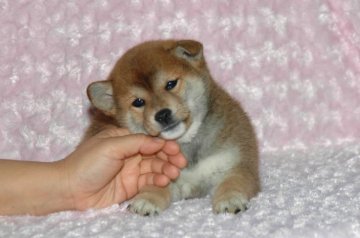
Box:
[163,121,181,132]
[159,120,186,140]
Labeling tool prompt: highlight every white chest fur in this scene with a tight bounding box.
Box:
[170,147,240,201]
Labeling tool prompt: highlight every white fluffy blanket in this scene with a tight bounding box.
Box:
[1,146,359,237]
[0,0,359,237]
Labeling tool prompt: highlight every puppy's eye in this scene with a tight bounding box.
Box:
[132,98,145,108]
[165,79,178,91]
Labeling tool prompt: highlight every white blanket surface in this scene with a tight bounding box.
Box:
[1,145,359,238]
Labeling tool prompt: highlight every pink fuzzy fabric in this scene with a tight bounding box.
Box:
[0,0,359,162]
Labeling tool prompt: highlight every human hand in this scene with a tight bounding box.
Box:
[60,127,187,211]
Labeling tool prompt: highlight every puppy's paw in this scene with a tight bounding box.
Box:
[128,198,161,216]
[171,181,201,200]
[127,190,170,216]
[212,191,249,214]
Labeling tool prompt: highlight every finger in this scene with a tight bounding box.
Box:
[122,154,142,170]
[154,174,171,187]
[156,151,168,161]
[138,173,170,189]
[140,158,162,174]
[96,127,130,138]
[153,149,187,169]
[104,134,166,160]
[163,163,180,179]
[148,149,187,169]
[140,158,180,180]
[168,153,187,169]
[140,144,176,162]
[161,141,181,156]
[142,152,167,162]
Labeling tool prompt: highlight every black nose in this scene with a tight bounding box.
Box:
[155,108,172,126]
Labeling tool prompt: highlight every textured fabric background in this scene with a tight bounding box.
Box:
[1,0,359,161]
[0,0,359,237]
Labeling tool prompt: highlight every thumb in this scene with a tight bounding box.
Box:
[104,134,166,160]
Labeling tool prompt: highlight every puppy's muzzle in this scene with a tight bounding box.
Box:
[155,108,180,131]
[155,108,172,126]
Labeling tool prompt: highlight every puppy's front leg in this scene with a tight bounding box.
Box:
[212,166,260,214]
[128,185,171,216]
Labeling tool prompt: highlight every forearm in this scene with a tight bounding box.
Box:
[0,159,74,216]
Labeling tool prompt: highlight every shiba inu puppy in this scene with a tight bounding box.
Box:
[86,40,260,215]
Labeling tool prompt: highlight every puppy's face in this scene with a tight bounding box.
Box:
[87,40,209,140]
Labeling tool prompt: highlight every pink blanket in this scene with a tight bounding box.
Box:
[0,1,359,237]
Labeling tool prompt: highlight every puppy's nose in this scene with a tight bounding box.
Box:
[155,108,172,126]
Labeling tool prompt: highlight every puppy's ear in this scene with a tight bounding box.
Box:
[87,81,116,116]
[173,40,204,63]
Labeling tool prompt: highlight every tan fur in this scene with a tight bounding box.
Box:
[85,39,260,215]
[212,166,260,213]
[129,186,171,216]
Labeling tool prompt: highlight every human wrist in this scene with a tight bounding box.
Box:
[22,160,76,215]
[51,159,76,213]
